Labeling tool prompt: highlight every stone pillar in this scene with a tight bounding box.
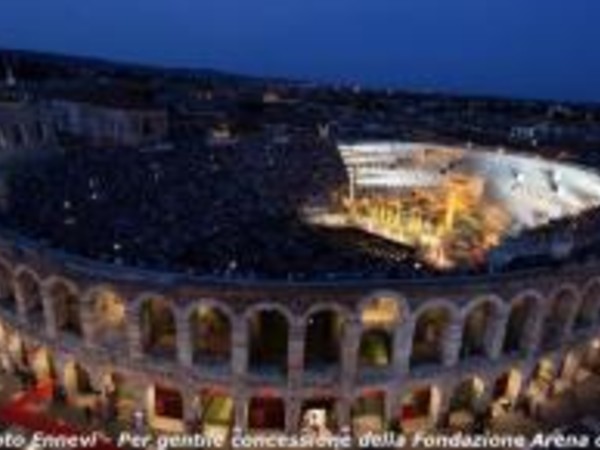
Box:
[126,306,143,361]
[341,316,360,391]
[394,318,415,376]
[183,392,201,431]
[288,320,305,390]
[339,317,359,434]
[233,391,247,431]
[232,318,248,381]
[232,316,248,432]
[285,395,301,434]
[128,381,150,432]
[14,288,27,325]
[562,305,578,343]
[489,310,510,360]
[443,317,463,368]
[384,387,396,429]
[176,310,193,368]
[42,291,58,340]
[80,302,97,349]
[336,395,352,430]
[524,310,545,357]
[432,383,451,429]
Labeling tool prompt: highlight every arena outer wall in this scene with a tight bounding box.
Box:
[0,226,598,436]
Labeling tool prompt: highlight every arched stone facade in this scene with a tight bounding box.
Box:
[0,247,597,436]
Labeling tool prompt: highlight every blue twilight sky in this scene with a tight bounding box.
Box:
[0,0,599,102]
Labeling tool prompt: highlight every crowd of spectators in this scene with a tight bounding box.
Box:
[5,133,600,280]
[0,137,438,280]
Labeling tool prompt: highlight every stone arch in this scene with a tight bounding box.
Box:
[503,292,543,354]
[304,304,345,371]
[127,290,156,313]
[541,286,579,350]
[412,299,460,323]
[139,295,177,360]
[182,298,236,324]
[245,302,294,325]
[14,267,43,320]
[410,300,457,368]
[302,302,351,324]
[357,291,408,329]
[575,279,600,330]
[247,304,290,375]
[460,295,505,319]
[188,301,232,366]
[460,296,504,359]
[46,278,82,337]
[84,285,127,348]
[357,295,405,370]
[0,258,16,313]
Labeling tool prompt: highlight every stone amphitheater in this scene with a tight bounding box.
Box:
[0,136,599,440]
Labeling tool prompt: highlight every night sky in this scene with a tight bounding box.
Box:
[1,0,599,102]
